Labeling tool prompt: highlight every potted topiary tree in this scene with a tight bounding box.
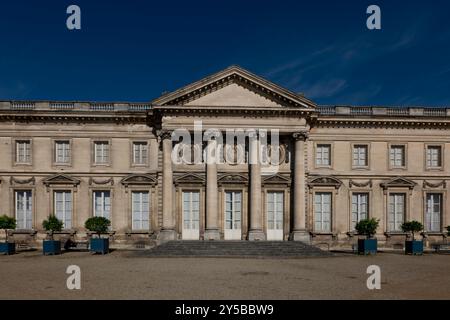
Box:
[401,221,424,255]
[85,216,111,254]
[42,215,64,255]
[355,218,379,255]
[0,215,16,255]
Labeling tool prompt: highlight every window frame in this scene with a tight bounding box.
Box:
[388,143,407,170]
[314,143,332,168]
[130,140,149,167]
[53,139,72,167]
[351,143,370,169]
[91,139,112,167]
[425,144,444,171]
[13,138,33,166]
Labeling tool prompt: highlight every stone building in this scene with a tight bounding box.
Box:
[0,66,448,249]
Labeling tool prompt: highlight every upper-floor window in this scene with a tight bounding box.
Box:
[94,141,110,164]
[426,146,442,168]
[390,145,405,168]
[16,140,31,164]
[352,145,368,167]
[55,141,71,164]
[316,144,331,166]
[133,142,148,165]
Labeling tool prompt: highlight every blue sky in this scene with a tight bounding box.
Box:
[0,0,449,106]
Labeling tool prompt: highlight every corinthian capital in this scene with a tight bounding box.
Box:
[292,131,309,141]
[157,129,173,140]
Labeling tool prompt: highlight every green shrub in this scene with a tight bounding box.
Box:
[0,215,16,242]
[355,218,379,238]
[85,216,111,237]
[401,221,423,241]
[446,226,450,236]
[42,215,63,240]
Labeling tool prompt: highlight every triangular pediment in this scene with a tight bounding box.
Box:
[381,177,416,190]
[174,173,205,186]
[43,174,80,186]
[121,174,157,186]
[152,66,316,109]
[218,173,248,185]
[308,176,342,189]
[262,174,291,186]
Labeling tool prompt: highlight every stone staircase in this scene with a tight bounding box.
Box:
[142,240,333,258]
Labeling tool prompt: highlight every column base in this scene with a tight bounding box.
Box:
[204,229,221,240]
[290,230,311,243]
[159,229,177,242]
[248,230,266,241]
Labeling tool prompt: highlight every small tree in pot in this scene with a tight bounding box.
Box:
[0,215,16,255]
[42,215,64,255]
[355,218,379,255]
[401,221,424,255]
[85,216,111,254]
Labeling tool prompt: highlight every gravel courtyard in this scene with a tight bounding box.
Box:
[0,250,449,300]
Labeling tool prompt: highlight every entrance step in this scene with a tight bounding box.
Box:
[142,240,332,258]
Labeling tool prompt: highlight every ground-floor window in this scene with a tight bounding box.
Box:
[425,193,442,232]
[388,193,405,231]
[352,193,368,230]
[15,190,32,229]
[267,191,283,230]
[93,191,111,220]
[183,191,200,231]
[132,191,150,230]
[54,190,72,229]
[225,191,242,230]
[314,192,331,232]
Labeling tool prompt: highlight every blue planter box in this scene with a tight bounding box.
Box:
[43,240,61,255]
[0,242,15,255]
[358,239,377,255]
[90,238,109,254]
[405,240,423,255]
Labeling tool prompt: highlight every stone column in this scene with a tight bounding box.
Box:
[159,130,176,240]
[291,131,310,243]
[204,139,220,240]
[248,131,265,241]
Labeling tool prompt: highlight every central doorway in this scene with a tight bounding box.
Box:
[266,191,284,240]
[224,191,242,240]
[182,191,200,240]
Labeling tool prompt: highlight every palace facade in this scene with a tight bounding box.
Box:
[0,66,449,249]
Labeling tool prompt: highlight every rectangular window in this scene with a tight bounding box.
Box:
[390,145,405,168]
[314,192,331,232]
[425,194,441,232]
[353,145,368,167]
[225,191,242,230]
[93,191,111,220]
[94,141,110,164]
[133,142,148,165]
[388,193,405,231]
[352,193,368,230]
[183,191,200,230]
[316,144,331,166]
[132,191,150,230]
[16,140,31,164]
[55,141,71,164]
[426,146,442,168]
[267,191,284,230]
[15,190,32,229]
[54,191,72,229]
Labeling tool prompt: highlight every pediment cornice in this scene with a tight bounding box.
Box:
[151,66,316,109]
[42,174,80,187]
[380,177,416,190]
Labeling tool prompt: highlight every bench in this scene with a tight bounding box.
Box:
[432,243,450,253]
[63,239,89,251]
